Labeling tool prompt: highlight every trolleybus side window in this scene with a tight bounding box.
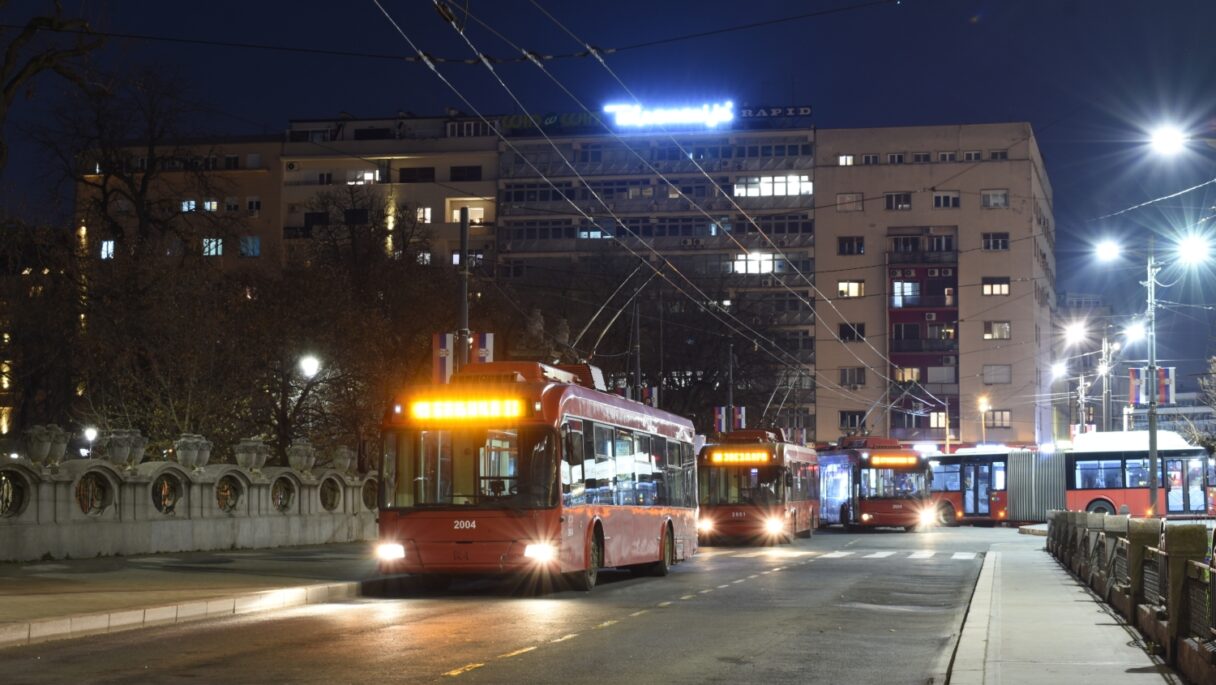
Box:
[683,442,697,507]
[614,430,636,505]
[636,435,656,505]
[651,438,668,505]
[931,460,961,491]
[1074,456,1122,489]
[587,423,614,504]
[992,460,1007,491]
[1124,458,1149,488]
[667,439,686,506]
[561,421,586,505]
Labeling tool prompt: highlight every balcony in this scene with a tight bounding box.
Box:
[890,339,958,353]
[887,251,957,265]
[498,155,814,179]
[889,295,955,309]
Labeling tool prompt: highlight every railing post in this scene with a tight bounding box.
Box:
[1162,524,1208,662]
[1128,517,1163,606]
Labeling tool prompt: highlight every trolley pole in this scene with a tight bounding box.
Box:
[456,207,470,372]
[727,341,734,430]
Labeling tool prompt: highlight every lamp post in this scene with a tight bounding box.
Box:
[978,396,989,444]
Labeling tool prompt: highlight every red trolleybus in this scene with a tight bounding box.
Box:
[928,447,1017,524]
[376,362,698,591]
[695,430,819,544]
[818,437,939,530]
[1062,430,1212,517]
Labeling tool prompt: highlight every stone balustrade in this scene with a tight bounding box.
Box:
[0,429,378,562]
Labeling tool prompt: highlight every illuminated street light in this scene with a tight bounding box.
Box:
[1124,321,1146,343]
[1095,239,1121,262]
[977,396,990,444]
[83,426,98,459]
[1150,125,1188,156]
[1176,234,1211,265]
[299,355,321,379]
[1051,362,1067,380]
[1064,321,1087,346]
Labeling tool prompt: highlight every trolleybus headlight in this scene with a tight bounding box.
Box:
[860,513,873,522]
[697,519,714,533]
[764,517,785,535]
[524,543,558,562]
[376,542,406,561]
[918,508,938,526]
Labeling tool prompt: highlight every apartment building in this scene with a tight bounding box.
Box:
[813,123,1056,446]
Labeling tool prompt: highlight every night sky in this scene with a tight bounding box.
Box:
[4,0,1216,385]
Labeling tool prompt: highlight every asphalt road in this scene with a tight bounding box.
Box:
[0,527,1001,684]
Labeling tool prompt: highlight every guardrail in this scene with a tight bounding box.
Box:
[1046,510,1216,683]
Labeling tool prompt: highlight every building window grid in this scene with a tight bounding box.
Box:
[984,410,1012,428]
[861,154,879,165]
[838,154,854,166]
[887,153,905,164]
[837,236,865,255]
[933,191,961,209]
[982,277,1011,296]
[840,367,866,387]
[884,192,912,211]
[983,321,1012,340]
[983,232,1010,251]
[839,323,865,342]
[981,189,1010,208]
[836,280,864,298]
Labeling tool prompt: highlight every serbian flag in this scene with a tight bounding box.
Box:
[471,332,494,364]
[733,406,746,430]
[432,333,455,384]
[1129,367,1176,406]
[713,406,727,433]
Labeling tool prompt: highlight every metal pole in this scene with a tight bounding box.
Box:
[456,207,470,371]
[1146,249,1159,516]
[632,300,641,401]
[727,341,734,430]
[1077,375,1088,432]
[944,396,951,454]
[1101,335,1111,432]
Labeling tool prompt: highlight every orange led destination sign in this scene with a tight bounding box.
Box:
[410,398,524,421]
[869,454,920,467]
[709,450,771,464]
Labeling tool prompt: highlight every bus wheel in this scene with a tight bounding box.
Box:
[649,527,674,576]
[1086,500,1115,515]
[937,503,958,527]
[569,532,601,591]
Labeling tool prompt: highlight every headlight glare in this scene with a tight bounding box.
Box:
[524,542,558,562]
[764,517,785,535]
[919,508,938,526]
[376,542,405,561]
[697,518,714,533]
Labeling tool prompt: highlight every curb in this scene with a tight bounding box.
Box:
[927,551,993,684]
[1017,525,1047,537]
[945,550,998,684]
[0,581,360,650]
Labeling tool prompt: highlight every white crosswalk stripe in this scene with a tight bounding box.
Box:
[908,551,935,559]
[821,551,854,558]
[864,551,896,558]
[951,552,977,560]
[700,548,979,561]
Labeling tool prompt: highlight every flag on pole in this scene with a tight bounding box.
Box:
[432,333,455,384]
[1129,367,1176,406]
[713,406,727,433]
[733,406,746,430]
[471,332,494,364]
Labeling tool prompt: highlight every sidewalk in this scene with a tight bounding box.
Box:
[0,542,378,648]
[949,534,1178,684]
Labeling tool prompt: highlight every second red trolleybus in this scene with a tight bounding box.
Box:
[818,437,941,530]
[927,446,1027,524]
[376,362,698,591]
[695,430,819,544]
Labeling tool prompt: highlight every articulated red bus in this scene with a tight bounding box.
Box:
[376,362,698,591]
[928,447,1018,524]
[818,437,940,530]
[1062,430,1212,517]
[695,430,819,544]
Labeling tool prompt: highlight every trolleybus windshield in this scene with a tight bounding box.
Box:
[383,426,556,509]
[700,466,782,506]
[860,468,927,498]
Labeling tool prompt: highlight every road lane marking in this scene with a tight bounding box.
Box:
[443,663,485,677]
[822,551,854,558]
[680,594,695,600]
[952,552,977,560]
[732,551,767,558]
[629,610,649,617]
[717,584,730,588]
[551,634,579,643]
[747,574,759,579]
[596,620,618,628]
[761,570,772,574]
[909,551,935,559]
[864,551,896,558]
[731,579,745,584]
[658,601,673,607]
[699,589,713,594]
[772,566,785,571]
[498,646,536,659]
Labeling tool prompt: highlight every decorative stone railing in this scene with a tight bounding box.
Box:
[0,431,378,562]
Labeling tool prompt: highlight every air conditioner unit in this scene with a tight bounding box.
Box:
[692,239,703,248]
[942,268,954,276]
[286,161,298,171]
[889,269,900,277]
[680,238,693,247]
[928,268,939,276]
[762,278,775,287]
[926,313,937,321]
[904,269,916,276]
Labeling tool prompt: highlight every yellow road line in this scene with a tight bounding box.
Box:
[717,584,730,588]
[658,601,673,607]
[497,646,537,659]
[680,594,695,600]
[629,609,649,617]
[443,663,485,677]
[596,619,619,628]
[551,633,579,643]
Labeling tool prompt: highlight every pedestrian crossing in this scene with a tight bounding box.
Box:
[697,548,980,562]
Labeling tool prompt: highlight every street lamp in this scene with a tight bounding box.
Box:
[83,426,98,458]
[1096,235,1211,516]
[299,355,321,379]
[977,396,990,444]
[1149,125,1188,156]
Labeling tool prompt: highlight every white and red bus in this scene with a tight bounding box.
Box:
[818,437,940,530]
[1061,430,1212,517]
[695,430,819,544]
[376,361,698,591]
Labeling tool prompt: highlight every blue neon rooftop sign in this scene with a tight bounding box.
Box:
[603,101,735,128]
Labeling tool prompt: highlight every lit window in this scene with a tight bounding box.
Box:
[451,207,486,224]
[836,192,864,211]
[984,410,1012,428]
[983,321,1011,340]
[895,367,921,383]
[202,237,223,257]
[981,189,1009,208]
[930,411,947,429]
[982,277,1010,296]
[732,251,775,274]
[416,207,432,224]
[100,240,115,260]
[181,199,196,212]
[933,191,960,208]
[733,175,812,197]
[838,154,854,166]
[416,252,432,265]
[837,280,864,298]
[202,199,218,212]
